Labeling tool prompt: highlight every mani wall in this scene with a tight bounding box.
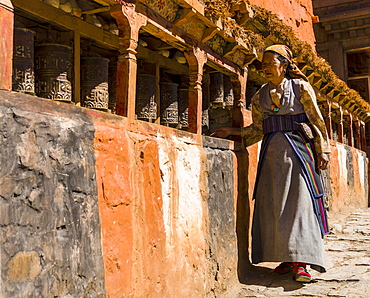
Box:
[0,90,367,297]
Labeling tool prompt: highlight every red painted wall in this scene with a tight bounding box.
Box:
[0,0,13,91]
[249,0,317,48]
[329,140,368,212]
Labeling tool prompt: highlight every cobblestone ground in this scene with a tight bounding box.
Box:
[235,208,370,298]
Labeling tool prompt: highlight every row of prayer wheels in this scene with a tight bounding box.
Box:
[135,72,235,128]
[136,74,189,128]
[13,23,234,119]
[12,23,111,110]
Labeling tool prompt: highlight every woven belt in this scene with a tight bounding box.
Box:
[263,113,308,134]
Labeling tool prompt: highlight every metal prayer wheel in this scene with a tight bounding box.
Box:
[210,72,224,108]
[178,88,188,129]
[160,82,178,127]
[223,76,234,109]
[81,54,109,110]
[136,74,157,122]
[35,42,72,101]
[12,23,35,94]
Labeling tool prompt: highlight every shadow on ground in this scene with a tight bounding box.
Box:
[238,264,313,294]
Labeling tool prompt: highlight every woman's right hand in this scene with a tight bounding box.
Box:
[210,127,239,139]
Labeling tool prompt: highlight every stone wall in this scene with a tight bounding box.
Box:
[0,91,241,297]
[0,92,106,296]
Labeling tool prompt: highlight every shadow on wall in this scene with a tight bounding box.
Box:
[235,147,254,280]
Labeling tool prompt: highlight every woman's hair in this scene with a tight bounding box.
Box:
[265,50,294,79]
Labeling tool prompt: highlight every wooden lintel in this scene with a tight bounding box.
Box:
[91,0,111,6]
[201,27,220,43]
[142,22,189,51]
[12,0,119,49]
[136,45,189,75]
[82,7,110,15]
[174,8,196,27]
[205,53,239,75]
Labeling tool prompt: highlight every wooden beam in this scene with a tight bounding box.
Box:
[91,0,111,6]
[174,8,196,27]
[82,7,110,15]
[201,27,220,43]
[136,45,189,75]
[12,0,119,50]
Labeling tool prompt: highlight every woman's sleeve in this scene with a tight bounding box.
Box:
[241,91,264,147]
[300,81,331,154]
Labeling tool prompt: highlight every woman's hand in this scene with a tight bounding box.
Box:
[317,153,329,170]
[210,127,241,139]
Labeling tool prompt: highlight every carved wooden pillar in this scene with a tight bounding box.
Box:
[361,121,367,151]
[111,4,146,118]
[344,114,353,146]
[354,119,361,150]
[0,0,14,91]
[337,108,344,143]
[230,69,248,143]
[323,101,332,139]
[184,48,207,134]
[231,69,248,127]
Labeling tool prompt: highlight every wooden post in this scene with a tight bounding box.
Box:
[0,0,14,91]
[354,118,361,150]
[184,48,207,134]
[361,121,367,151]
[111,4,146,119]
[155,64,160,124]
[338,108,344,143]
[230,68,248,143]
[345,114,353,146]
[231,68,248,126]
[323,101,332,139]
[73,30,81,105]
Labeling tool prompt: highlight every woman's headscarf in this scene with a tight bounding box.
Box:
[264,45,308,82]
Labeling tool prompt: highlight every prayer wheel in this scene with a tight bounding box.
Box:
[209,72,224,108]
[12,22,35,94]
[35,41,72,101]
[136,74,157,122]
[178,88,189,129]
[81,53,109,110]
[223,75,234,109]
[160,82,178,127]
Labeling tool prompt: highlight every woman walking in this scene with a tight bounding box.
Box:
[212,45,330,282]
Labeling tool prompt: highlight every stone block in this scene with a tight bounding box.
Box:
[6,251,41,282]
[0,92,106,297]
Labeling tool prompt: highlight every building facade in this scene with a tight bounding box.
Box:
[314,0,370,150]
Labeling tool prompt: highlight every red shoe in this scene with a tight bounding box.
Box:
[293,263,311,283]
[273,262,294,274]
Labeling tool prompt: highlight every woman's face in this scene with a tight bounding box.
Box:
[261,52,288,85]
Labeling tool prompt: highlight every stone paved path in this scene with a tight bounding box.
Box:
[235,208,370,298]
